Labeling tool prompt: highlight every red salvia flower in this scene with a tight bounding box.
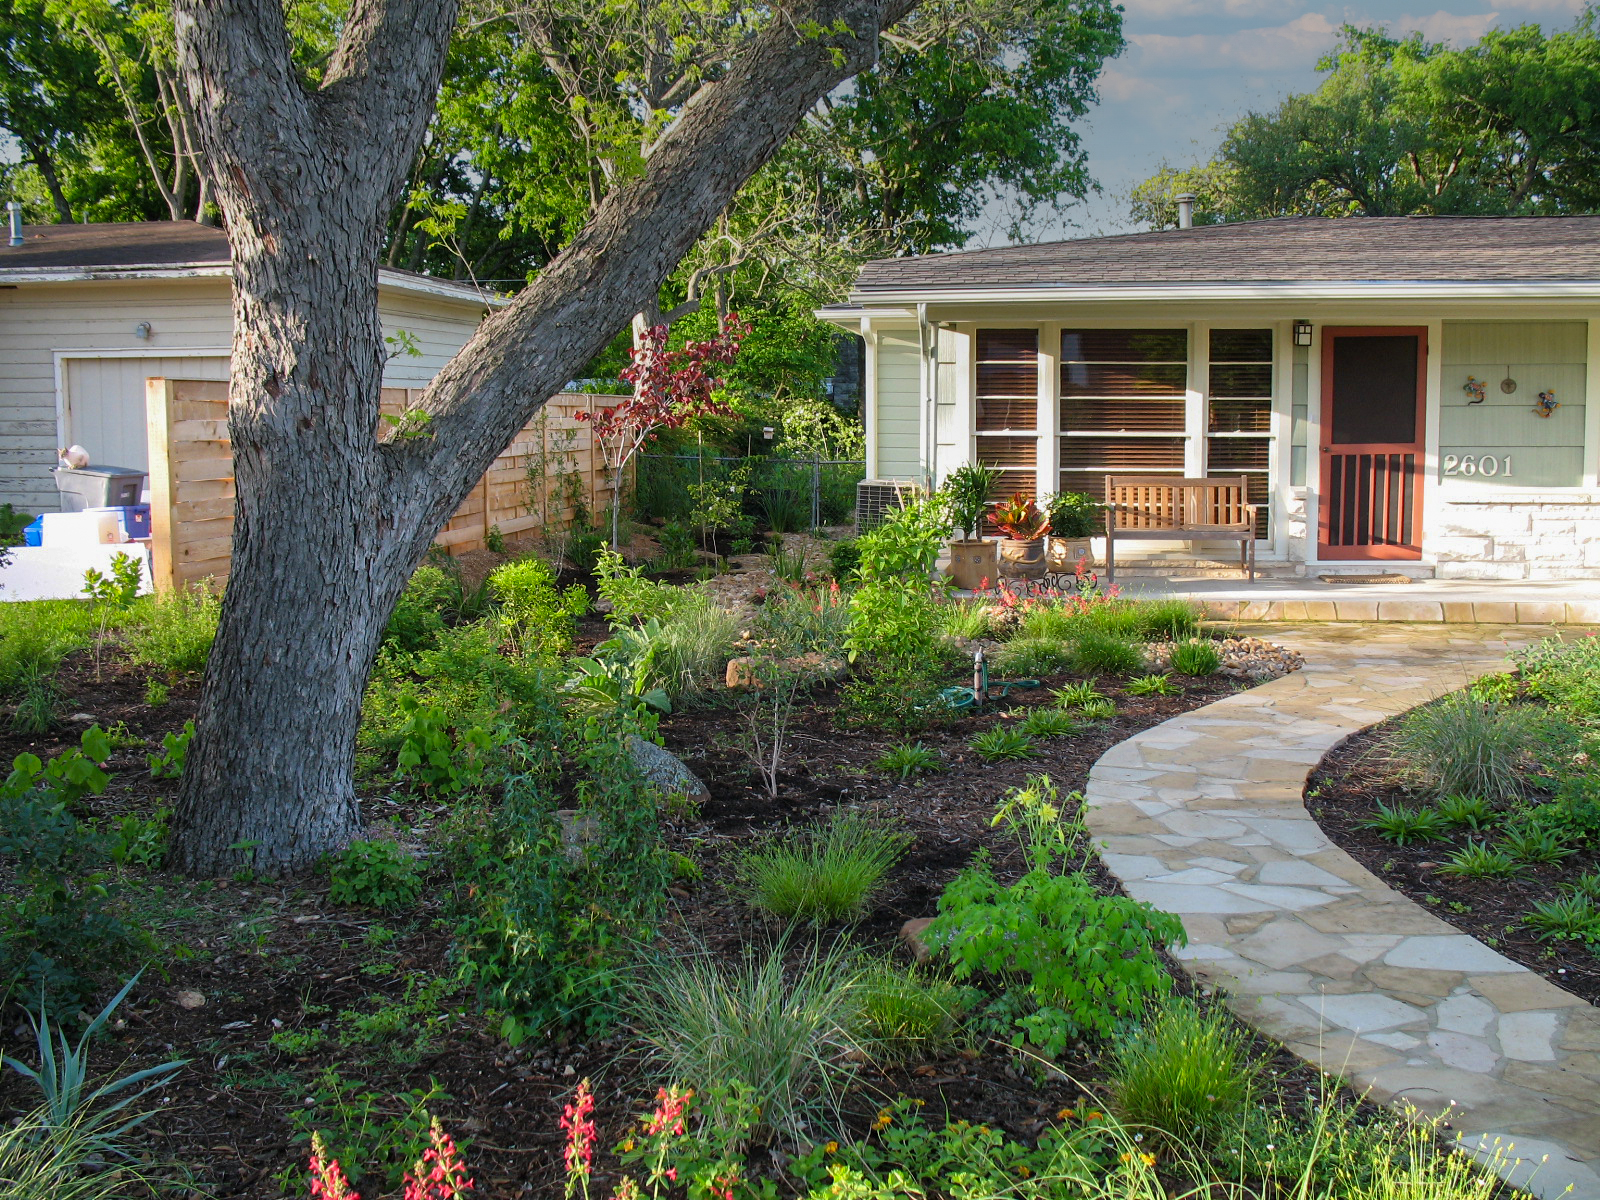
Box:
[402,1118,475,1200]
[561,1078,599,1199]
[644,1086,691,1137]
[309,1132,361,1200]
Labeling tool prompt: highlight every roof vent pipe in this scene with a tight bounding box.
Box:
[1175,193,1196,230]
[6,202,21,247]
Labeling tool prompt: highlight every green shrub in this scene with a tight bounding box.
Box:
[1391,691,1565,801]
[876,742,941,779]
[927,854,1184,1055]
[1434,793,1497,831]
[1068,629,1144,675]
[1437,841,1518,879]
[1126,673,1177,696]
[1109,998,1255,1144]
[1168,638,1222,676]
[1018,708,1077,738]
[937,599,993,641]
[595,548,687,623]
[735,811,913,923]
[327,840,423,910]
[1469,672,1519,703]
[757,583,851,658]
[1514,633,1600,720]
[383,564,460,651]
[857,967,965,1063]
[0,729,152,1017]
[489,556,588,655]
[1524,895,1600,942]
[628,940,865,1142]
[994,637,1070,677]
[1518,774,1600,845]
[1132,598,1202,642]
[827,538,862,582]
[1361,801,1448,845]
[844,498,948,665]
[838,659,950,735]
[122,586,220,674]
[969,726,1039,762]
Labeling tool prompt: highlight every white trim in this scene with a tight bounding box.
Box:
[1186,322,1207,477]
[853,281,1600,305]
[1305,329,1324,564]
[1420,318,1444,565]
[862,319,880,479]
[1586,319,1600,489]
[1037,322,1059,496]
[0,264,498,307]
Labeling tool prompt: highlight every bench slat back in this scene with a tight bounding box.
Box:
[1105,475,1252,532]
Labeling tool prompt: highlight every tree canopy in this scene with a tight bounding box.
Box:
[1130,12,1600,228]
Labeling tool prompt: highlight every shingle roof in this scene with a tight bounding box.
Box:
[851,216,1600,296]
[0,220,229,269]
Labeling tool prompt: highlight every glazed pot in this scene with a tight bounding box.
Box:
[944,538,997,590]
[1046,536,1094,572]
[999,537,1046,579]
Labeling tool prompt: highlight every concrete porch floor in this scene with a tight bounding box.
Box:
[1114,575,1600,625]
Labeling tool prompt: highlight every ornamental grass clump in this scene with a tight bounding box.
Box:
[1108,998,1256,1145]
[735,811,913,923]
[856,966,966,1063]
[994,637,1071,677]
[628,939,866,1141]
[1390,690,1566,801]
[1168,638,1221,677]
[1068,630,1144,675]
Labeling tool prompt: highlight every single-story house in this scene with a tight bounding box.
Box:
[822,216,1600,580]
[0,220,492,517]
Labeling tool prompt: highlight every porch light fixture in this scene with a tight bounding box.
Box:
[1293,320,1313,347]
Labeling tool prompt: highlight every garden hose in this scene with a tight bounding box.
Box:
[937,678,1041,710]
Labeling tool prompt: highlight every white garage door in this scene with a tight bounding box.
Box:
[61,355,230,474]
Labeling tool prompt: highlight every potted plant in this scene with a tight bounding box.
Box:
[988,492,1050,579]
[1045,491,1104,571]
[939,462,1002,590]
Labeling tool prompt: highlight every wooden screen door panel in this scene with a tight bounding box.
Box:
[1318,327,1426,561]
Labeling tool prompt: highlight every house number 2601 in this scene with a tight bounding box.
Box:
[1442,454,1513,477]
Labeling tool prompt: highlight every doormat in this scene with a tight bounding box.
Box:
[1318,573,1415,584]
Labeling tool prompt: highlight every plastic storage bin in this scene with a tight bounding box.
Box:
[53,466,145,512]
[22,516,42,547]
[88,504,152,540]
[41,511,122,546]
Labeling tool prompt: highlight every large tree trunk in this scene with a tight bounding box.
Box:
[169,0,916,875]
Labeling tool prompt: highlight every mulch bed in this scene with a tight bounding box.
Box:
[1307,719,1600,1007]
[0,635,1338,1199]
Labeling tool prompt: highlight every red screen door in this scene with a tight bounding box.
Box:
[1318,327,1426,561]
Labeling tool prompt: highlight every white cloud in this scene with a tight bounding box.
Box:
[1119,0,1300,17]
[1129,12,1342,70]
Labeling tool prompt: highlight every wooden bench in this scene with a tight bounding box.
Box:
[1103,475,1259,584]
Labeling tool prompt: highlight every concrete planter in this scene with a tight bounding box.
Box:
[945,539,997,590]
[1047,536,1094,572]
[999,537,1047,579]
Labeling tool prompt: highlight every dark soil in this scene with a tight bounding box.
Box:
[0,637,1339,1200]
[1306,718,1600,1006]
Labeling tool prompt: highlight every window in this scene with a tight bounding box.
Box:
[1206,328,1273,537]
[1059,328,1187,499]
[976,329,1037,496]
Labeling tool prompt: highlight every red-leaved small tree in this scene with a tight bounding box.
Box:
[580,315,750,550]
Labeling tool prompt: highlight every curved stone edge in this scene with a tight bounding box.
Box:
[1082,624,1600,1200]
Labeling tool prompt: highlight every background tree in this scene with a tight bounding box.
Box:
[1130,13,1600,228]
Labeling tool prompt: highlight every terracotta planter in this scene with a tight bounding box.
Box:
[1046,536,1094,572]
[998,537,1046,580]
[944,539,997,590]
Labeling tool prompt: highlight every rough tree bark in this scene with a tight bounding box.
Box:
[168,0,918,875]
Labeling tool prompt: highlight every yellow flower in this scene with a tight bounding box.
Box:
[872,1110,893,1131]
[621,1139,635,1152]
[1017,1166,1033,1179]
[825,1142,839,1155]
[1142,1153,1157,1167]
[1086,1110,1103,1121]
[1057,1108,1076,1120]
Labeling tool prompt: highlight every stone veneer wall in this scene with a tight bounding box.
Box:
[1432,494,1600,580]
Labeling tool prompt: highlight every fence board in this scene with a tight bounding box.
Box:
[145,379,619,592]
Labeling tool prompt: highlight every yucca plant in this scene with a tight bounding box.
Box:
[969,726,1040,762]
[1434,792,1497,832]
[1499,824,1577,865]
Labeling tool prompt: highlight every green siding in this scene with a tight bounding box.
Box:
[877,332,922,479]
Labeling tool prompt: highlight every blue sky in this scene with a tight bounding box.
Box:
[998,0,1589,240]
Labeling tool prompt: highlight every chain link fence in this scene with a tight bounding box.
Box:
[636,452,866,531]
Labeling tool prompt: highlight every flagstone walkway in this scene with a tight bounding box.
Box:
[1084,623,1600,1200]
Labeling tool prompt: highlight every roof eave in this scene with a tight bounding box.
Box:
[0,262,503,306]
[850,280,1600,305]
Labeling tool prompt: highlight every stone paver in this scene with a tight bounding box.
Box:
[1085,623,1600,1200]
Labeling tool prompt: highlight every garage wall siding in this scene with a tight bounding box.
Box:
[876,331,923,481]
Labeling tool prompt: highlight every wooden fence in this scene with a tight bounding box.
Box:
[144,378,618,592]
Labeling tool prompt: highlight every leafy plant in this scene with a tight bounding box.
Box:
[936,600,993,641]
[990,775,1084,870]
[1168,638,1221,676]
[987,493,1049,540]
[104,809,168,869]
[1132,599,1201,642]
[627,939,866,1141]
[80,552,143,607]
[654,520,697,571]
[844,497,949,665]
[857,967,965,1063]
[1434,792,1496,831]
[1361,801,1448,846]
[1437,841,1519,879]
[122,586,220,674]
[1126,673,1177,696]
[2,973,185,1160]
[1498,823,1577,865]
[1078,697,1117,721]
[1019,708,1077,738]
[328,840,423,910]
[1052,679,1104,708]
[11,676,57,734]
[1523,895,1600,942]
[143,678,169,706]
[393,697,499,795]
[146,720,194,779]
[594,548,689,624]
[837,658,950,736]
[969,726,1039,762]
[1469,672,1518,703]
[1109,998,1255,1144]
[734,811,913,923]
[1043,491,1102,540]
[827,538,861,582]
[940,463,1003,540]
[288,1067,448,1191]
[994,637,1070,677]
[927,855,1183,1054]
[490,556,589,656]
[755,582,850,659]
[1391,690,1565,801]
[1069,630,1145,675]
[1513,634,1600,721]
[735,659,803,799]
[876,742,941,779]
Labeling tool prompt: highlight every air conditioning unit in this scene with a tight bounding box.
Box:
[855,479,922,532]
